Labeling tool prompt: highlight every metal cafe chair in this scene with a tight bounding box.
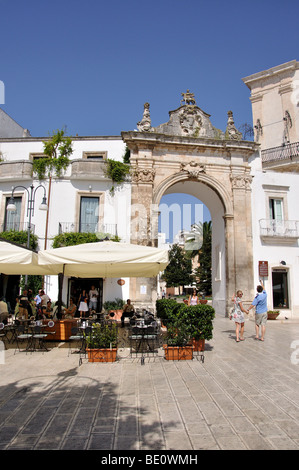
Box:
[68,327,84,357]
[129,322,159,364]
[14,324,33,354]
[32,325,49,352]
[45,320,56,346]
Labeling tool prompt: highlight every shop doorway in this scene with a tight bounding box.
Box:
[272,270,289,309]
[68,277,103,313]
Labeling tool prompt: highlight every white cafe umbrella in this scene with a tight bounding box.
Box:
[0,239,58,275]
[38,241,169,278]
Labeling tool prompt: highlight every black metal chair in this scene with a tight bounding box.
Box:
[32,326,49,352]
[129,322,159,364]
[14,325,33,354]
[68,327,84,358]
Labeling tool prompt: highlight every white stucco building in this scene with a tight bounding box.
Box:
[243,60,299,317]
[0,59,298,319]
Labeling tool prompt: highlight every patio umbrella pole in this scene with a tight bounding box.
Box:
[57,264,65,319]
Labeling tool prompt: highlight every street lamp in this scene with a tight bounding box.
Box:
[7,183,48,250]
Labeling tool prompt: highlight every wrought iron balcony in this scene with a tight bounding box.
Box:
[0,222,35,233]
[261,141,299,171]
[259,219,299,242]
[58,222,118,236]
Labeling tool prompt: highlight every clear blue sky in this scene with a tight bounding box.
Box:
[1,0,298,239]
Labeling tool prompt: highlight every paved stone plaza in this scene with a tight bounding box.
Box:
[0,315,299,451]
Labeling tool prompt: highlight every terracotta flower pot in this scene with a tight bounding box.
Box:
[267,311,280,320]
[163,345,193,361]
[86,348,117,362]
[192,338,205,351]
[199,299,208,304]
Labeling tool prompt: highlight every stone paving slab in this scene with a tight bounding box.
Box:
[0,316,299,451]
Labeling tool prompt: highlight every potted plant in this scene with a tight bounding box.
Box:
[163,320,193,361]
[103,298,124,321]
[85,323,118,362]
[186,304,215,351]
[267,310,280,320]
[156,298,177,327]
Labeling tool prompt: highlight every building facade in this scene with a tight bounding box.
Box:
[0,60,298,318]
[243,60,299,318]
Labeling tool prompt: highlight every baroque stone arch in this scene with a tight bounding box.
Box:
[122,93,259,315]
[152,171,233,216]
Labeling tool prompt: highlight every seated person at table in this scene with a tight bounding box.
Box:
[121,299,135,327]
[19,290,30,319]
[63,297,77,319]
[44,301,53,318]
[0,297,9,324]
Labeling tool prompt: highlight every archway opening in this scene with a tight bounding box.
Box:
[157,180,226,315]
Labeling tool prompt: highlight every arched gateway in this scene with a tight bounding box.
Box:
[122,93,259,316]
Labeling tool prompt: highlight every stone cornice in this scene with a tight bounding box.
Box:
[242,60,299,89]
[121,131,259,155]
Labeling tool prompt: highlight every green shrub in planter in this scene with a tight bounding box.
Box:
[156,298,178,321]
[172,303,215,341]
[86,323,118,349]
[103,298,124,311]
[165,319,191,346]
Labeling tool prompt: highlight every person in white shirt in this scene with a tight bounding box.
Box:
[89,285,98,313]
[40,290,51,307]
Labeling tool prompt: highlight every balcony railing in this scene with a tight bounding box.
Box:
[261,141,299,163]
[259,219,299,240]
[58,222,118,236]
[0,222,35,233]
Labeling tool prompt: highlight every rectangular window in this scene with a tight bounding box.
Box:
[83,151,107,160]
[269,198,284,235]
[79,196,99,233]
[269,198,283,220]
[4,196,22,231]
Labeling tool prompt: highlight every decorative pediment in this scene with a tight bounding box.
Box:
[140,91,225,139]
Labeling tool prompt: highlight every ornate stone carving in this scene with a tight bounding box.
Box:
[225,110,242,141]
[132,166,156,183]
[180,161,206,178]
[230,174,252,190]
[254,119,263,141]
[283,110,292,143]
[137,102,152,132]
[181,89,196,105]
[179,107,202,135]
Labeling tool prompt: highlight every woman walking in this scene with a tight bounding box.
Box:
[231,290,248,342]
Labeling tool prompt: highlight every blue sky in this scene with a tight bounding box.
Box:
[1,0,298,239]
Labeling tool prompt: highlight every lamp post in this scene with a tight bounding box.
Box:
[7,183,48,284]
